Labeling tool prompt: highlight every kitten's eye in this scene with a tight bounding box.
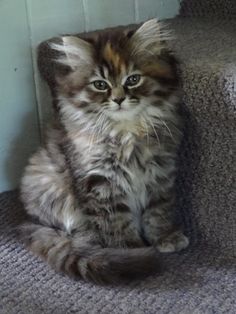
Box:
[125,74,141,87]
[93,80,109,91]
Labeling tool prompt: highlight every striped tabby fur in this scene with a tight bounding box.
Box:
[21,19,189,284]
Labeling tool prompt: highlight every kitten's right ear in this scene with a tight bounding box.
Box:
[50,36,93,70]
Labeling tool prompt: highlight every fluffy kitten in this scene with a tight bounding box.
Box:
[21,19,189,283]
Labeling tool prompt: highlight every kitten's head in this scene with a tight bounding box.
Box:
[52,19,179,124]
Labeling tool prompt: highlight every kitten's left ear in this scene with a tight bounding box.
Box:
[51,36,94,70]
[128,19,171,57]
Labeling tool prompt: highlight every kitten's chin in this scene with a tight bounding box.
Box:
[106,103,143,121]
[107,109,138,121]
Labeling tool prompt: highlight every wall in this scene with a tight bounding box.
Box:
[0,0,180,192]
[0,0,40,192]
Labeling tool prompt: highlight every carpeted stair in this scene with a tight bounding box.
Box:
[0,1,235,313]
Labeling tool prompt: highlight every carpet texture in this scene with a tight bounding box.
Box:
[0,191,236,314]
[1,12,236,314]
[179,0,236,18]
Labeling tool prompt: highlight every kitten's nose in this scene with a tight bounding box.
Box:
[113,97,125,105]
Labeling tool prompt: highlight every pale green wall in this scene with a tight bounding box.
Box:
[0,0,180,192]
[0,0,40,192]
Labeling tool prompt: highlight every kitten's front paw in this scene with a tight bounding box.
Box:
[157,231,189,253]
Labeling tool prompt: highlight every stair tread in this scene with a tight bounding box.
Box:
[168,18,236,67]
[179,0,236,18]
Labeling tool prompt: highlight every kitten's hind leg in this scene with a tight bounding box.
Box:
[21,147,80,233]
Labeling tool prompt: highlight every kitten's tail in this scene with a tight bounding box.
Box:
[21,223,160,284]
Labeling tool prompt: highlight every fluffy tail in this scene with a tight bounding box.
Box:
[21,223,160,284]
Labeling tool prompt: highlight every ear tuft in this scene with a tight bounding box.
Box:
[129,19,172,57]
[50,36,93,69]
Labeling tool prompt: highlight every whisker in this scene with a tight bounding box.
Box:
[146,116,160,146]
[154,117,175,143]
[88,110,105,151]
[142,117,150,146]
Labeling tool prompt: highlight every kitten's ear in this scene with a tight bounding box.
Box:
[51,36,93,70]
[129,19,171,57]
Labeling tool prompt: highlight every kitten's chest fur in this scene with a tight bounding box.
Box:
[77,131,158,212]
